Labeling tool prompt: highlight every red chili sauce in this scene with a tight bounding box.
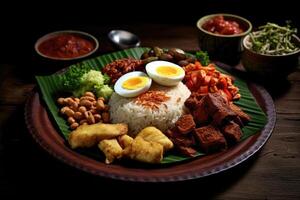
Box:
[38,34,95,59]
[202,16,244,35]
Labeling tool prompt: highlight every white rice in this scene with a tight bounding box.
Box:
[108,82,191,136]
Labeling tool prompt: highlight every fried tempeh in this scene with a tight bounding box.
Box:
[136,126,173,151]
[68,123,128,149]
[98,139,123,164]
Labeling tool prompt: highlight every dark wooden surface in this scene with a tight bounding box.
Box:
[0,24,299,199]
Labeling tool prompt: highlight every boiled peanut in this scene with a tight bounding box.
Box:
[65,108,75,117]
[80,96,95,102]
[83,111,89,119]
[87,112,95,124]
[67,117,76,124]
[70,122,79,130]
[94,114,101,122]
[74,112,83,120]
[84,91,95,98]
[79,119,88,125]
[80,99,93,108]
[96,100,105,110]
[74,98,80,103]
[70,101,78,111]
[90,107,98,114]
[102,112,110,123]
[60,106,70,114]
[97,97,105,102]
[57,98,65,105]
[78,106,87,113]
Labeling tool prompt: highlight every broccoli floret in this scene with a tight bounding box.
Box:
[61,64,93,91]
[80,70,105,87]
[71,70,113,99]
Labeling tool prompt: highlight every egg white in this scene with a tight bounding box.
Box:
[114,71,152,97]
[146,61,185,86]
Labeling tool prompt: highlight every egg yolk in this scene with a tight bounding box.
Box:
[156,66,182,77]
[122,76,149,90]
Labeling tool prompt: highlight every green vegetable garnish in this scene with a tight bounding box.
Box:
[248,22,299,55]
[61,63,92,91]
[73,70,113,99]
[195,51,210,66]
[61,64,113,100]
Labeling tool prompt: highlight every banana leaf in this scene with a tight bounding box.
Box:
[36,47,267,164]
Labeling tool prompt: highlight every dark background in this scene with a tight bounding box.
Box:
[0,0,299,198]
[1,0,299,63]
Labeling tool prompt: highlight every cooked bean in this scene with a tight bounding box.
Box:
[84,91,95,98]
[74,98,80,103]
[87,112,95,124]
[57,98,65,105]
[97,97,105,102]
[60,106,70,114]
[94,114,101,122]
[96,100,105,110]
[90,108,98,114]
[74,112,83,120]
[78,106,87,113]
[63,97,74,105]
[79,119,88,125]
[80,96,95,102]
[67,117,76,124]
[70,122,79,130]
[65,109,75,117]
[83,111,89,119]
[102,112,110,123]
[70,101,78,111]
[80,99,93,108]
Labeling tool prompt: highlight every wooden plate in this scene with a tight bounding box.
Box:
[24,79,276,182]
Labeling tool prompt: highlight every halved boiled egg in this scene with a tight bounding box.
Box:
[146,61,185,86]
[114,71,152,97]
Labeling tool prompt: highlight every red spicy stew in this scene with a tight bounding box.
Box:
[38,34,95,59]
[202,16,244,35]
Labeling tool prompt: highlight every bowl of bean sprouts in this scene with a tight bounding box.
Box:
[242,22,300,78]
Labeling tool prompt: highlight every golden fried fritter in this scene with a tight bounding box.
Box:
[137,126,173,151]
[98,139,123,164]
[68,123,128,149]
[118,135,133,148]
[123,137,163,164]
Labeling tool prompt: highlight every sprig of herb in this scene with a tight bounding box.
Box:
[195,51,210,66]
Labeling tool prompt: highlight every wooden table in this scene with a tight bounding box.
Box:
[0,24,299,199]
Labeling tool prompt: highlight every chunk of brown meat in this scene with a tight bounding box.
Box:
[175,114,196,134]
[229,102,251,123]
[221,121,242,144]
[194,125,227,153]
[165,128,197,157]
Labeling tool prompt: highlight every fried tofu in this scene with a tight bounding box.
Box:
[123,137,163,164]
[98,139,123,164]
[118,134,134,148]
[68,123,128,149]
[136,126,173,151]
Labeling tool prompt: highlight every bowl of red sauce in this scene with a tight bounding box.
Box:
[35,30,99,61]
[197,14,252,65]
